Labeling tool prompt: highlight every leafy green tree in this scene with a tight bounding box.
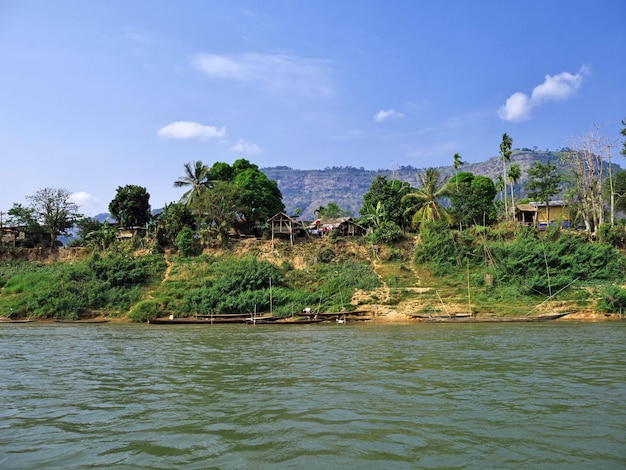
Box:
[360,201,387,228]
[156,202,196,247]
[401,168,450,229]
[27,187,82,247]
[360,176,410,228]
[175,226,195,256]
[525,161,562,223]
[85,222,116,251]
[500,133,513,219]
[109,185,151,229]
[230,160,285,234]
[448,172,497,228]
[197,181,241,243]
[6,203,46,246]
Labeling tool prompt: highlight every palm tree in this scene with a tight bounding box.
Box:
[453,153,464,191]
[402,168,450,228]
[508,163,521,216]
[500,133,513,220]
[174,160,211,231]
[495,175,505,203]
[174,161,210,207]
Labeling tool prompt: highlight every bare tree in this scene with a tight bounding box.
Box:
[562,123,614,234]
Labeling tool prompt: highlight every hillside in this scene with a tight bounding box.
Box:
[262,149,601,220]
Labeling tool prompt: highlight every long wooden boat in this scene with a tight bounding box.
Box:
[148,316,262,324]
[423,312,570,323]
[54,319,110,324]
[247,318,325,325]
[0,319,34,323]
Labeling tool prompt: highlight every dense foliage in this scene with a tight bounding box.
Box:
[448,172,497,228]
[360,176,410,228]
[108,185,152,228]
[0,253,166,319]
[164,255,381,318]
[415,224,626,296]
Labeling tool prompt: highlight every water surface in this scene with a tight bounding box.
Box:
[1,322,625,469]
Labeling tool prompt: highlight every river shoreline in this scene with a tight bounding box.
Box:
[2,309,622,324]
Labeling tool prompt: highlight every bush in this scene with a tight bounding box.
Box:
[128,300,161,322]
[175,227,195,257]
[597,285,626,315]
[368,221,403,245]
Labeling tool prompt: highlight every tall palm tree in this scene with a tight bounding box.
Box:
[508,163,521,216]
[495,175,505,203]
[453,152,464,191]
[174,160,210,207]
[500,133,513,220]
[402,168,450,228]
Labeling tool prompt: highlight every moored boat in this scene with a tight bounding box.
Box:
[423,312,570,323]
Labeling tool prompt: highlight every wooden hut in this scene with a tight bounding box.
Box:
[268,212,304,246]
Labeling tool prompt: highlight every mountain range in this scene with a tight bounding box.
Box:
[94,149,618,223]
[262,149,599,220]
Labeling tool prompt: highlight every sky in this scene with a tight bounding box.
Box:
[1,0,625,216]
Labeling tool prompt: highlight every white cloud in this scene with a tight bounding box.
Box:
[374,109,404,123]
[193,53,334,95]
[71,192,101,215]
[157,121,226,140]
[498,66,589,122]
[231,139,262,154]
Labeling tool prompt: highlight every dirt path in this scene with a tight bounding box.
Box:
[161,255,172,284]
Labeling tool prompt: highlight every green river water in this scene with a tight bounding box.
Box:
[1,321,625,469]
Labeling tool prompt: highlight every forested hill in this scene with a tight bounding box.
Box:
[262,149,592,220]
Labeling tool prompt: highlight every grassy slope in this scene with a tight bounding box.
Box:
[0,235,608,320]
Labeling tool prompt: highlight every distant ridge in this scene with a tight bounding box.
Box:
[262,149,604,219]
[93,150,621,223]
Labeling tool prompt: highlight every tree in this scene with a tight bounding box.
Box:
[314,202,350,219]
[360,201,387,228]
[85,222,116,251]
[525,161,562,224]
[230,160,285,234]
[500,133,513,220]
[448,172,497,228]
[155,202,196,247]
[562,124,611,233]
[453,153,464,190]
[198,159,285,235]
[196,181,241,243]
[621,118,626,158]
[495,175,505,203]
[360,176,410,228]
[109,185,151,229]
[508,163,522,213]
[26,188,82,247]
[174,160,211,206]
[74,217,103,245]
[607,169,626,214]
[6,203,46,246]
[401,168,450,228]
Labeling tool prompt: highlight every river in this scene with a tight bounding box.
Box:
[1,321,624,469]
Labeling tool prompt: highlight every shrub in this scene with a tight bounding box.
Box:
[597,285,626,315]
[128,300,161,322]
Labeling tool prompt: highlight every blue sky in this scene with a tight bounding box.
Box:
[1,0,625,216]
